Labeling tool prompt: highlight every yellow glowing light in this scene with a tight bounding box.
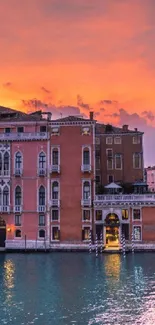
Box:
[7,228,11,232]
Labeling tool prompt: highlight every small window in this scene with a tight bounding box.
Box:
[108,175,114,183]
[17,127,24,133]
[51,127,59,135]
[5,128,11,134]
[133,153,141,169]
[39,229,45,238]
[52,226,60,240]
[95,210,102,221]
[15,215,21,226]
[133,226,142,241]
[39,215,45,226]
[133,208,141,220]
[114,137,121,144]
[133,136,140,144]
[40,126,47,132]
[106,149,113,158]
[106,137,113,145]
[122,209,129,220]
[15,229,21,238]
[83,210,90,221]
[82,227,90,241]
[51,209,59,221]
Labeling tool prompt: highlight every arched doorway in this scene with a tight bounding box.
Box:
[0,217,6,247]
[104,213,120,247]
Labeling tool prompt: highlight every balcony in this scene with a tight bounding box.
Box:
[94,194,155,207]
[38,168,46,177]
[81,199,91,207]
[14,168,22,177]
[50,199,60,207]
[1,206,10,213]
[81,164,91,173]
[50,165,60,174]
[0,170,10,177]
[0,132,49,141]
[37,205,46,212]
[13,205,22,213]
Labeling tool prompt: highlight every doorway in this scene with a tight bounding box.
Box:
[0,217,6,247]
[104,213,120,247]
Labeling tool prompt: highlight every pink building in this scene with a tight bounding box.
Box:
[146,166,155,192]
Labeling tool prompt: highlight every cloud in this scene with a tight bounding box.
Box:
[77,94,90,110]
[99,100,118,105]
[100,107,105,111]
[3,82,12,88]
[142,110,154,121]
[41,86,51,94]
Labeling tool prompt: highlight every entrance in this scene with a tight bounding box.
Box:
[0,217,6,247]
[105,213,120,247]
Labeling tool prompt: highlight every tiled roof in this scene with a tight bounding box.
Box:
[54,115,92,122]
[0,106,46,122]
[96,123,143,134]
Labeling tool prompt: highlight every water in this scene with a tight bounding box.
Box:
[0,253,155,325]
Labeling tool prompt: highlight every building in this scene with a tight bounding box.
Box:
[146,166,155,192]
[0,105,155,251]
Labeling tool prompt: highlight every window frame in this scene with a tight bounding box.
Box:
[15,229,22,238]
[82,146,91,166]
[39,214,46,226]
[133,136,141,144]
[82,180,91,200]
[82,209,91,222]
[133,225,142,241]
[106,137,113,145]
[133,153,142,169]
[51,209,60,222]
[51,225,60,241]
[82,226,91,241]
[121,208,129,222]
[132,208,142,221]
[51,146,60,166]
[114,137,122,144]
[17,126,24,133]
[15,215,21,226]
[38,151,46,170]
[115,153,122,170]
[14,151,23,171]
[95,210,102,222]
[38,185,46,206]
[38,229,46,239]
[15,185,22,206]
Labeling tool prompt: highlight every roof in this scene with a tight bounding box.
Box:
[0,105,46,122]
[54,115,93,122]
[96,123,143,135]
[105,182,122,189]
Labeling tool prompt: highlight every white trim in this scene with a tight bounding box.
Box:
[14,184,22,213]
[82,208,92,222]
[51,179,60,207]
[51,208,60,222]
[38,151,47,176]
[50,146,60,173]
[14,151,23,176]
[14,214,22,226]
[132,207,142,221]
[133,225,142,241]
[81,145,91,172]
[114,136,122,144]
[81,179,91,206]
[106,137,113,145]
[51,225,60,241]
[115,153,122,170]
[37,184,46,212]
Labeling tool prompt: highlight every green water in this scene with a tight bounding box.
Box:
[0,252,155,324]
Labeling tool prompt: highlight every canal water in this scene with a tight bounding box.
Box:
[0,253,155,325]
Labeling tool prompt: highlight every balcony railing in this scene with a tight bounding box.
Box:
[0,132,49,141]
[50,165,60,173]
[50,199,60,207]
[81,164,91,173]
[81,199,91,207]
[14,205,22,213]
[94,194,155,206]
[0,170,10,177]
[38,168,46,177]
[14,168,23,177]
[0,206,10,213]
[37,205,46,212]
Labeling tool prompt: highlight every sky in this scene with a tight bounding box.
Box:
[0,0,155,166]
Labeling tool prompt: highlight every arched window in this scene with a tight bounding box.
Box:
[39,229,45,238]
[83,181,90,200]
[52,148,59,165]
[15,152,22,169]
[3,186,9,206]
[83,148,90,165]
[15,186,21,206]
[52,181,59,199]
[0,153,2,175]
[4,152,9,174]
[15,229,21,238]
[39,152,46,169]
[39,186,45,205]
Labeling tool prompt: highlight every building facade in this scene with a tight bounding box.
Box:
[146,166,155,192]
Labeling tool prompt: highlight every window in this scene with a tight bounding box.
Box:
[107,159,113,170]
[17,127,24,133]
[122,224,129,240]
[39,186,45,206]
[106,149,113,158]
[106,137,113,145]
[51,127,59,135]
[52,226,60,240]
[39,229,45,238]
[15,215,21,226]
[133,153,141,169]
[51,209,59,221]
[133,136,140,144]
[115,154,122,169]
[114,137,121,144]
[15,152,22,170]
[96,175,101,183]
[40,126,47,132]
[83,148,90,165]
[15,229,21,238]
[83,210,91,221]
[83,181,90,200]
[4,152,9,173]
[108,175,114,183]
[39,152,46,169]
[3,186,9,206]
[52,181,59,199]
[122,209,129,220]
[133,208,141,220]
[133,226,142,241]
[39,215,45,226]
[52,148,59,165]
[82,227,90,241]
[5,128,11,133]
[15,186,21,206]
[95,210,102,221]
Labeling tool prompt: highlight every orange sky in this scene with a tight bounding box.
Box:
[0,0,155,164]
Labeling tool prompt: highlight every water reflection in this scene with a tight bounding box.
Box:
[104,254,121,279]
[4,259,15,304]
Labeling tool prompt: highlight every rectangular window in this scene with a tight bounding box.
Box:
[107,159,113,170]
[51,209,59,221]
[5,128,11,133]
[115,154,122,169]
[133,153,141,169]
[114,137,121,144]
[15,215,21,226]
[39,215,45,226]
[133,226,142,241]
[122,209,129,221]
[52,226,60,241]
[83,150,90,165]
[82,227,90,240]
[106,137,113,145]
[106,149,113,158]
[122,224,129,240]
[40,126,47,132]
[17,127,24,133]
[133,136,140,144]
[108,175,114,183]
[95,210,102,221]
[133,208,141,220]
[83,210,90,221]
[51,127,59,135]
[52,149,59,165]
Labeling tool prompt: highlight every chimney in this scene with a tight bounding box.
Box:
[134,127,138,132]
[89,111,94,120]
[122,124,128,132]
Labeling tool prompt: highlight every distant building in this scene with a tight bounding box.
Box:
[146,166,155,192]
